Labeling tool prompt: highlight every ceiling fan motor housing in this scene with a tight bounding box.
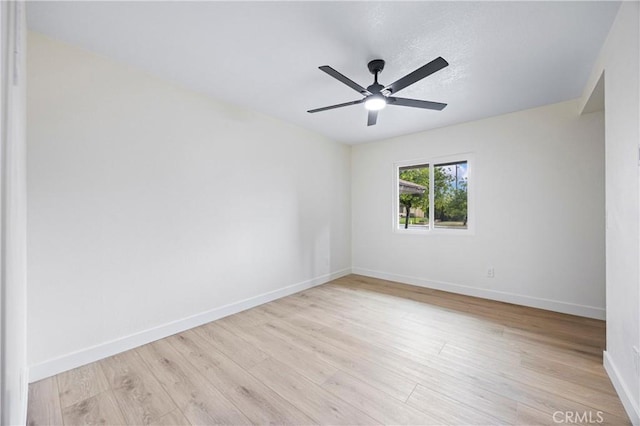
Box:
[367,83,385,93]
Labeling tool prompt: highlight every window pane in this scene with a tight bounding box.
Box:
[398,164,429,230]
[434,161,468,229]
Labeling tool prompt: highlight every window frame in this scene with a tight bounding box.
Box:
[393,153,475,236]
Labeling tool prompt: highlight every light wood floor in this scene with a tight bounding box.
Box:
[27,275,630,425]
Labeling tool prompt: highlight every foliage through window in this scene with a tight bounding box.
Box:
[397,159,469,231]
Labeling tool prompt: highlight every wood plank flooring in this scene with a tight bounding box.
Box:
[27,274,630,425]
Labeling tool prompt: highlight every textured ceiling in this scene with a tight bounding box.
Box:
[27,1,620,144]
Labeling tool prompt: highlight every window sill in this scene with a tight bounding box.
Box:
[393,227,475,236]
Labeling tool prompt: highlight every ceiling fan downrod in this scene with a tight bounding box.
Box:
[367,59,385,90]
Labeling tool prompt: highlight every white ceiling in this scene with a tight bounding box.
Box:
[27,1,620,145]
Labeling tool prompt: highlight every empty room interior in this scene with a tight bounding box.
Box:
[1,1,639,425]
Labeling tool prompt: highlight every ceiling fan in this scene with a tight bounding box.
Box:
[307,57,449,126]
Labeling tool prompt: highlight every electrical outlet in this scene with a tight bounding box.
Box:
[487,267,495,278]
[633,346,640,375]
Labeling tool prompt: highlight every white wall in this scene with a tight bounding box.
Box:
[26,32,351,379]
[1,2,28,424]
[352,100,605,319]
[580,2,640,423]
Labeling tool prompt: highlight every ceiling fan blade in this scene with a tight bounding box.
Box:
[367,110,378,126]
[307,99,364,113]
[384,57,449,95]
[389,97,447,111]
[319,66,371,95]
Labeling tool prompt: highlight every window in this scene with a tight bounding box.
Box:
[434,161,468,229]
[395,156,471,233]
[398,164,430,230]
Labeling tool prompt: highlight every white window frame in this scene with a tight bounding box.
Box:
[393,153,475,236]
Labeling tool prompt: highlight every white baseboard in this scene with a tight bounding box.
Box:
[29,268,350,383]
[351,267,605,320]
[604,351,640,425]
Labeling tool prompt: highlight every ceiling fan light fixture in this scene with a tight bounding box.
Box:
[364,94,387,111]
